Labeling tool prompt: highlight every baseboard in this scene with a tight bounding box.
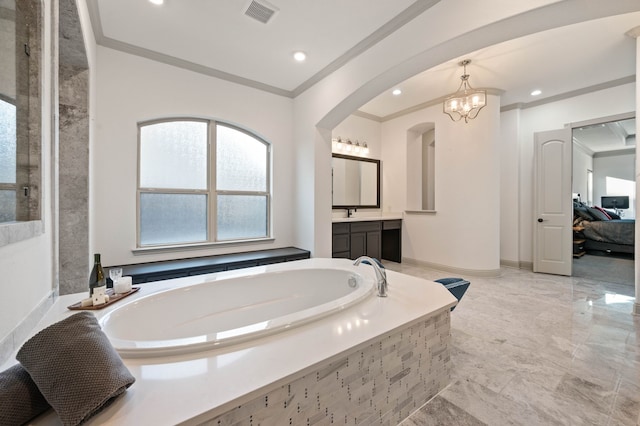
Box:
[402,257,501,277]
[500,259,519,269]
[519,261,533,271]
[0,291,56,367]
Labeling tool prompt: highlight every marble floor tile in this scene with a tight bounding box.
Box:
[387,262,640,426]
[399,395,487,426]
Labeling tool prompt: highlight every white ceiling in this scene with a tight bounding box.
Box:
[90,1,639,125]
[360,11,640,118]
[93,0,418,93]
[573,118,636,154]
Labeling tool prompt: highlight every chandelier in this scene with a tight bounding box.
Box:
[443,59,486,123]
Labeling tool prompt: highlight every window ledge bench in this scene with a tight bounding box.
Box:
[107,247,311,284]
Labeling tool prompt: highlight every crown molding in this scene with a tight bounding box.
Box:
[85,0,440,99]
[501,75,636,112]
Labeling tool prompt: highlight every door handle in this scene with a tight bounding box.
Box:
[537,218,544,222]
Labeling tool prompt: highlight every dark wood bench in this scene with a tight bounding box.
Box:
[106,247,310,285]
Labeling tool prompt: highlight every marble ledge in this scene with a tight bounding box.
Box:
[0,220,44,248]
[331,213,403,223]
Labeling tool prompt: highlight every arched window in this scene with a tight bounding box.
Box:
[138,119,270,247]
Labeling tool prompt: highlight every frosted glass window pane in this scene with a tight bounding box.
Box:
[140,193,207,245]
[216,125,267,192]
[0,190,16,222]
[140,121,207,190]
[0,100,16,184]
[217,195,267,240]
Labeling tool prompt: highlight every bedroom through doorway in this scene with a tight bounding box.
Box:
[572,114,636,287]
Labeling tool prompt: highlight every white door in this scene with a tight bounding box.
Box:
[533,128,572,275]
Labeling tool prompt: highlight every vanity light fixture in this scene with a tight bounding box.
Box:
[332,137,369,156]
[345,139,353,152]
[443,59,486,123]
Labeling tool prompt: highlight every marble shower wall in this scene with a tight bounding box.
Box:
[58,0,89,295]
[14,0,41,222]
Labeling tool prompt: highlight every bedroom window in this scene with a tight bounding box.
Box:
[606,176,636,219]
[138,119,271,247]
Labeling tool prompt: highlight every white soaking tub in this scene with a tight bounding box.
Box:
[100,265,375,357]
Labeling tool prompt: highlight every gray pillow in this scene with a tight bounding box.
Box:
[16,312,135,426]
[588,207,610,221]
[605,209,621,219]
[573,203,594,221]
[0,363,51,425]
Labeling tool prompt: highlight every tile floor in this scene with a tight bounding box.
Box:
[386,262,640,426]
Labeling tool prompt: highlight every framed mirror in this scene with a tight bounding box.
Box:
[332,153,380,209]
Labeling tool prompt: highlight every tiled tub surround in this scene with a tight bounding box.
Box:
[205,312,451,426]
[4,258,456,425]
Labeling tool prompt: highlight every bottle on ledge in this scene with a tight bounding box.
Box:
[89,253,106,296]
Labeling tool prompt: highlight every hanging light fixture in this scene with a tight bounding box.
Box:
[443,59,486,123]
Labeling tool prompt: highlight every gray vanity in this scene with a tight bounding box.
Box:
[331,152,401,262]
[332,217,402,262]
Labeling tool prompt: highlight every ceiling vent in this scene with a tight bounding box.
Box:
[244,0,279,24]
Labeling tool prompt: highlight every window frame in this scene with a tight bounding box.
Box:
[136,118,271,249]
[0,97,17,222]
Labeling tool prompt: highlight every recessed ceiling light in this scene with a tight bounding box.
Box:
[293,51,306,62]
[149,0,163,4]
[530,89,542,96]
[392,89,402,96]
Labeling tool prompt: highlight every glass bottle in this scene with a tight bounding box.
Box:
[89,253,106,296]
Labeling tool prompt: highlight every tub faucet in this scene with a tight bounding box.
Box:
[353,256,388,297]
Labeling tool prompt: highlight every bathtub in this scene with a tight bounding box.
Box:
[19,258,458,425]
[100,265,376,357]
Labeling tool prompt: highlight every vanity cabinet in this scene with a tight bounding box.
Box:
[332,220,401,262]
[350,221,382,260]
[331,223,351,258]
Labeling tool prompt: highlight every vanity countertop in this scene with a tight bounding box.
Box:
[331,213,403,223]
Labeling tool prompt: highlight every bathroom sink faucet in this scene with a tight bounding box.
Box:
[347,207,356,218]
[353,256,388,297]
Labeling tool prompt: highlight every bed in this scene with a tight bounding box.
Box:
[573,202,635,255]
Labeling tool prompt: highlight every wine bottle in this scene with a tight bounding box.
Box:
[89,253,106,296]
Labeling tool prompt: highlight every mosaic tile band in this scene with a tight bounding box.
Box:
[203,309,451,426]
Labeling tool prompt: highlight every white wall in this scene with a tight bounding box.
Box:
[93,47,295,266]
[382,96,502,273]
[332,115,381,160]
[572,144,593,204]
[593,151,636,218]
[500,109,520,264]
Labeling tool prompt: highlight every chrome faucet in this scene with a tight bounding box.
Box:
[353,256,388,297]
